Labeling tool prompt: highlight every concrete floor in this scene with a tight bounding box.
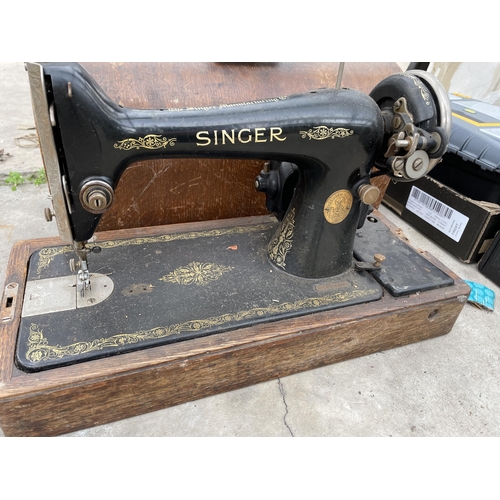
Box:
[0,62,499,437]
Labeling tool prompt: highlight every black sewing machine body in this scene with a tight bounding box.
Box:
[35,62,387,279]
[12,62,455,373]
[29,63,451,279]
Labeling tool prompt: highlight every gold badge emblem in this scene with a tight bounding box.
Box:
[324,190,353,224]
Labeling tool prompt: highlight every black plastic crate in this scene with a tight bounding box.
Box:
[429,94,500,204]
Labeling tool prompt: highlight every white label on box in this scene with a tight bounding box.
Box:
[406,186,469,242]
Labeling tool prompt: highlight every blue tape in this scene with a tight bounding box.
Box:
[464,280,495,311]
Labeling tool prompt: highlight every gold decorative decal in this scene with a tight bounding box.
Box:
[196,127,286,147]
[113,134,177,150]
[37,245,73,274]
[165,96,289,113]
[160,262,234,286]
[25,286,378,363]
[300,126,353,141]
[268,208,295,269]
[36,223,270,274]
[403,73,431,105]
[324,190,353,224]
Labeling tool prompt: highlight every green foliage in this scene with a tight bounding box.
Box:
[4,168,46,191]
[4,171,25,191]
[28,168,47,186]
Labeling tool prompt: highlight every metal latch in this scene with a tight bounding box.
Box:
[1,282,19,323]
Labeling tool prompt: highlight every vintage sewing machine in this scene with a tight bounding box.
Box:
[0,63,469,435]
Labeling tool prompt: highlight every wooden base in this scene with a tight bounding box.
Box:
[0,212,469,436]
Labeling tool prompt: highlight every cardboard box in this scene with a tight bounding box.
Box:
[383,176,500,263]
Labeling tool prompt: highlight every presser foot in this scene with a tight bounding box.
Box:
[70,241,101,298]
[69,255,91,298]
[77,261,91,298]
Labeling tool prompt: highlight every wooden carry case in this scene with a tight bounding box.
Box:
[1,62,469,437]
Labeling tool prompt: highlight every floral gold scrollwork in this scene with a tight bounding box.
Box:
[159,262,234,286]
[113,134,177,150]
[268,208,295,269]
[37,245,73,274]
[36,223,271,274]
[25,322,181,363]
[25,286,378,363]
[300,126,353,141]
